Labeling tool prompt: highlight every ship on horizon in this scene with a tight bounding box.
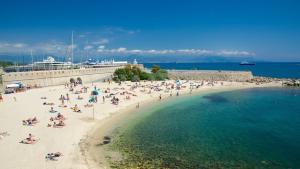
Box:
[240,61,255,65]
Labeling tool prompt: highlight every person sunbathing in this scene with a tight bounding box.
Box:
[0,132,9,140]
[22,120,31,125]
[45,152,63,161]
[58,120,65,126]
[59,104,67,108]
[22,117,38,126]
[43,102,55,106]
[55,113,65,120]
[71,104,81,112]
[77,95,83,100]
[20,133,37,144]
[32,116,37,122]
[49,107,57,113]
[75,90,82,94]
[84,103,93,108]
[53,121,65,128]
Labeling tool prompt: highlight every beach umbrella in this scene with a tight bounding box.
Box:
[91,90,99,96]
[88,96,94,103]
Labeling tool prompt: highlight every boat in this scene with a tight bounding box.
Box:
[240,61,255,65]
[32,56,73,69]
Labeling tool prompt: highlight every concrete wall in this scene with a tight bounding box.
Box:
[168,70,253,82]
[1,67,120,87]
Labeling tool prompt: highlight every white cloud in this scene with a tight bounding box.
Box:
[91,38,109,45]
[103,27,140,35]
[217,50,254,56]
[0,42,29,53]
[84,45,93,50]
[0,41,254,57]
[98,45,105,49]
[95,48,255,56]
[13,43,27,48]
[117,47,127,52]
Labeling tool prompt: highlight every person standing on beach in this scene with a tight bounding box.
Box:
[103,96,105,103]
[159,94,162,100]
[61,97,65,105]
[66,93,70,102]
[0,94,3,102]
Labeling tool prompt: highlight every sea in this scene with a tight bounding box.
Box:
[143,62,300,79]
[110,88,300,169]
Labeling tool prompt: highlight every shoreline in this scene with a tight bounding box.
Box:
[0,79,284,169]
[81,81,283,169]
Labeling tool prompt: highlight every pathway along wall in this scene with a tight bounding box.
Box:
[168,70,253,82]
[1,67,120,88]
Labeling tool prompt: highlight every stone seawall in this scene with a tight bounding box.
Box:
[1,67,120,88]
[168,70,253,82]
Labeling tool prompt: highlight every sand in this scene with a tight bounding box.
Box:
[0,80,282,169]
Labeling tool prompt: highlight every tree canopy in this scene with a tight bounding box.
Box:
[113,65,168,82]
[151,64,160,73]
[0,61,13,68]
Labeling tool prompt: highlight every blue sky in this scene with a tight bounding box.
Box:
[0,0,300,61]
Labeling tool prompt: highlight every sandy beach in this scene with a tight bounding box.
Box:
[0,80,282,169]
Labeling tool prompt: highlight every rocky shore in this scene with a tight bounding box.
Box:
[247,76,300,87]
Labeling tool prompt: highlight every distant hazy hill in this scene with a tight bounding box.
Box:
[0,54,255,63]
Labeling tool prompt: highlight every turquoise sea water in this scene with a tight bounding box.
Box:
[111,88,300,169]
[144,63,300,79]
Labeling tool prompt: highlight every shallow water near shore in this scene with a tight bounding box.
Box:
[109,87,300,169]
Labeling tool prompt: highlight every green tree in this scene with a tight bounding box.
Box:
[114,68,128,81]
[113,65,168,82]
[140,72,150,80]
[0,61,13,68]
[151,64,160,73]
[131,75,140,82]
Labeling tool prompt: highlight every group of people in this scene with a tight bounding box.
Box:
[48,112,66,128]
[111,96,119,105]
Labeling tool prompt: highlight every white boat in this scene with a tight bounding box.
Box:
[240,61,255,65]
[32,56,73,70]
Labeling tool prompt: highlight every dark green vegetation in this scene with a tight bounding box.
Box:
[0,61,14,68]
[113,64,168,82]
[108,88,300,169]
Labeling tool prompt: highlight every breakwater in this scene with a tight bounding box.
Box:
[1,66,120,88]
[168,70,253,81]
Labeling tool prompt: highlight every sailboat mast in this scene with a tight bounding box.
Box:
[71,31,74,63]
[30,50,33,71]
